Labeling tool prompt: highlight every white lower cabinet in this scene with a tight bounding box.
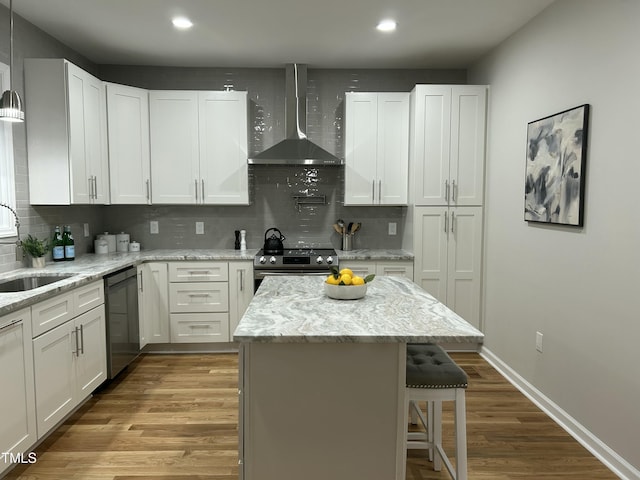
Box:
[413,206,483,328]
[339,260,414,281]
[137,262,170,346]
[228,261,254,337]
[138,261,253,345]
[0,308,37,476]
[31,281,107,439]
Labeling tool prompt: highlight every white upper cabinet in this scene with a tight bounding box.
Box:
[106,83,151,204]
[345,92,410,205]
[25,59,109,205]
[411,85,486,206]
[149,90,249,205]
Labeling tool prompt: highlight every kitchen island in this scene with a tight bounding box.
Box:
[234,275,483,480]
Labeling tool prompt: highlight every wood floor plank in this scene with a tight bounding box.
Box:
[3,352,617,479]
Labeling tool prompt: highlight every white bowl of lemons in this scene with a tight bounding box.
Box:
[324,268,374,300]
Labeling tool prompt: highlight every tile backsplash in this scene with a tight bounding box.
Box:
[103,165,407,252]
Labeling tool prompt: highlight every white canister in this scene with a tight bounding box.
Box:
[116,232,130,253]
[129,241,140,252]
[97,232,116,252]
[94,239,109,254]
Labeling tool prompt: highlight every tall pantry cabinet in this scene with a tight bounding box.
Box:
[410,85,486,329]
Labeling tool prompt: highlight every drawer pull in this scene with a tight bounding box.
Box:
[188,324,212,329]
[187,292,210,297]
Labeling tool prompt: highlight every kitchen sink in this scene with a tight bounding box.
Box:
[0,274,76,293]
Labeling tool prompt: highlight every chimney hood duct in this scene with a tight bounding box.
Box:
[248,64,343,166]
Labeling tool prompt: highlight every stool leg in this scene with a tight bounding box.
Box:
[410,400,418,425]
[454,389,468,480]
[433,400,443,472]
[427,400,434,462]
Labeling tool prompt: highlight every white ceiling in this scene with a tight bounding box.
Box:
[2,0,556,68]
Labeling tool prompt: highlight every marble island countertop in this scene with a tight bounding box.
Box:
[233,275,483,344]
[336,249,414,261]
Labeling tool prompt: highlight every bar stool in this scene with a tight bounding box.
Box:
[405,344,469,480]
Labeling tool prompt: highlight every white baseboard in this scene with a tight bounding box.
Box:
[480,347,639,480]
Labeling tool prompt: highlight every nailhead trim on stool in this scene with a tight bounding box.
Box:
[406,344,468,480]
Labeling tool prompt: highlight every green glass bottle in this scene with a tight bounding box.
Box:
[63,225,75,261]
[52,226,64,262]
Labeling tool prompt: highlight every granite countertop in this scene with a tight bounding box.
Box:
[336,249,414,261]
[233,275,483,344]
[0,249,258,315]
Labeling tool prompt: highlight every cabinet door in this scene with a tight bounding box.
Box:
[449,86,486,206]
[149,91,200,204]
[138,263,169,345]
[413,207,449,303]
[0,309,36,461]
[229,261,254,337]
[377,93,409,205]
[345,93,378,205]
[446,207,483,329]
[199,91,249,204]
[67,63,108,205]
[107,83,151,204]
[67,64,92,204]
[412,86,452,206]
[75,306,107,400]
[33,320,76,438]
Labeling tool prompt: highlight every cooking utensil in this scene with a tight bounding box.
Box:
[333,224,343,235]
[337,219,345,231]
[351,222,361,234]
[263,227,285,254]
[347,222,353,234]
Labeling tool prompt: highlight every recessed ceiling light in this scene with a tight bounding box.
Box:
[376,19,397,32]
[172,16,193,30]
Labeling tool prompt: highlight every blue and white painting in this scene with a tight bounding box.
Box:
[524,104,589,226]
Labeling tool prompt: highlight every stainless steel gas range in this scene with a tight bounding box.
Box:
[253,248,339,292]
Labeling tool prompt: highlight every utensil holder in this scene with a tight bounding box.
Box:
[342,233,353,251]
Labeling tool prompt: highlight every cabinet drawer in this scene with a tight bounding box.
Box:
[73,281,105,316]
[31,292,74,338]
[170,313,230,343]
[169,283,229,313]
[169,262,228,282]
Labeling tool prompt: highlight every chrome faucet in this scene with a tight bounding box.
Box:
[0,202,22,259]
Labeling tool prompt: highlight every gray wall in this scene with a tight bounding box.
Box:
[470,0,639,473]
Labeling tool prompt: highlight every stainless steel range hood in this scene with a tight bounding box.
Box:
[248,64,344,166]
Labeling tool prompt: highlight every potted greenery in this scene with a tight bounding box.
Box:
[21,234,50,268]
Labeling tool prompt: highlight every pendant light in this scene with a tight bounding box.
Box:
[0,0,24,123]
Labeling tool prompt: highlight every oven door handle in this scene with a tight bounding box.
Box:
[254,271,331,279]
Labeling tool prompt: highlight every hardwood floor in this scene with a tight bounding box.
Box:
[4,352,617,479]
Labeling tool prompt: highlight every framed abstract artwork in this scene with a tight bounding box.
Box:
[524,104,590,227]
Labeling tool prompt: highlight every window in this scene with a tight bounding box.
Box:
[0,61,18,238]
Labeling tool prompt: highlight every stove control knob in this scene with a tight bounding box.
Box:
[269,256,277,264]
[316,256,324,264]
[326,256,334,265]
[259,256,267,264]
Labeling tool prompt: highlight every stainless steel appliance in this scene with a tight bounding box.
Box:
[104,266,140,379]
[254,247,339,291]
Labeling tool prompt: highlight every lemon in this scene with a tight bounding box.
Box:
[326,275,340,285]
[351,276,365,286]
[340,273,352,285]
[339,268,354,277]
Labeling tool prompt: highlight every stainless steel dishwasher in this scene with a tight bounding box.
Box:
[104,266,140,379]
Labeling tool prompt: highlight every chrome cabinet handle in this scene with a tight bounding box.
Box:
[195,179,199,202]
[79,324,84,355]
[138,270,144,292]
[146,179,150,202]
[371,180,375,203]
[452,179,457,202]
[378,180,382,203]
[201,179,205,202]
[188,292,211,297]
[451,211,455,234]
[444,212,448,233]
[445,180,450,202]
[73,326,80,357]
[94,176,98,199]
[0,319,21,332]
[239,269,244,292]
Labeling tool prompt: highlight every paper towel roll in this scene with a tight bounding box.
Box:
[116,232,130,253]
